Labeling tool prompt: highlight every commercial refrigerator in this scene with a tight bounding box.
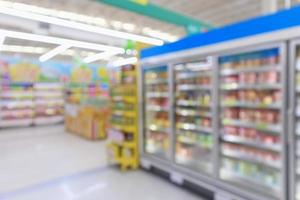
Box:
[217,43,287,200]
[140,42,288,200]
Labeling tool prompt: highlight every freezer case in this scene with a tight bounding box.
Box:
[173,58,216,175]
[142,65,171,159]
[290,40,300,200]
[218,44,287,200]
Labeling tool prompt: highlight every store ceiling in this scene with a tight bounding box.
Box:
[0,0,299,63]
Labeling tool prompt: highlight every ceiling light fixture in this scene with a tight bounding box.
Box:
[112,57,138,67]
[0,29,124,53]
[39,44,71,62]
[83,50,125,64]
[0,7,164,46]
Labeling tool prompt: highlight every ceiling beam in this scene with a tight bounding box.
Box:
[97,0,214,34]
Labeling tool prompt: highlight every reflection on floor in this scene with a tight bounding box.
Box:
[0,125,202,200]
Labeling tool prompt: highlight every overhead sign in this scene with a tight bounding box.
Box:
[130,0,148,5]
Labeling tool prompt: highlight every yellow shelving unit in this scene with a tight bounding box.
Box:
[107,64,139,171]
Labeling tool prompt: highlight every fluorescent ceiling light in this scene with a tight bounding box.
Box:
[83,50,124,64]
[0,7,164,46]
[0,45,97,58]
[39,44,71,62]
[0,35,5,50]
[0,29,124,53]
[112,57,138,67]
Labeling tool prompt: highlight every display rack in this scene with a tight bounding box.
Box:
[0,82,34,127]
[107,64,139,171]
[34,82,64,125]
[64,82,110,140]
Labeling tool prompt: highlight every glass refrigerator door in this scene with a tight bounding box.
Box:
[173,60,214,174]
[143,66,170,159]
[218,47,284,199]
[294,45,300,200]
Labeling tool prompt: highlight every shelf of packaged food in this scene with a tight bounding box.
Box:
[176,108,212,118]
[0,109,34,116]
[1,92,34,99]
[145,79,168,85]
[220,65,280,76]
[221,101,281,109]
[220,169,280,192]
[112,110,136,118]
[176,71,212,80]
[146,105,168,112]
[0,100,34,108]
[176,100,211,107]
[111,123,136,133]
[221,135,281,152]
[146,92,169,98]
[177,123,212,134]
[34,84,64,90]
[147,124,169,133]
[221,83,281,90]
[221,148,281,169]
[222,118,281,133]
[35,99,64,105]
[177,84,211,91]
[0,118,33,127]
[177,135,212,150]
[34,92,64,98]
[112,96,136,102]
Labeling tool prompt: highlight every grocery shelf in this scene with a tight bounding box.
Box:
[221,101,281,109]
[222,118,281,133]
[221,135,281,152]
[146,105,169,112]
[177,84,211,91]
[176,100,211,107]
[146,92,169,98]
[145,79,168,85]
[148,124,169,133]
[176,71,211,80]
[222,148,281,169]
[220,65,280,76]
[0,118,33,127]
[176,109,212,117]
[177,123,212,134]
[221,83,281,91]
[177,135,212,150]
[220,169,280,194]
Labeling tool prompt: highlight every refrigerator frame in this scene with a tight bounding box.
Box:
[288,38,300,200]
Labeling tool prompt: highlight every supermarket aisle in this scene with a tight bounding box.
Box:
[0,126,202,200]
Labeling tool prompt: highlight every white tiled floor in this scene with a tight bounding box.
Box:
[0,125,202,200]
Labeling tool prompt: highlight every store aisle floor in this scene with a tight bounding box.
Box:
[0,126,202,200]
